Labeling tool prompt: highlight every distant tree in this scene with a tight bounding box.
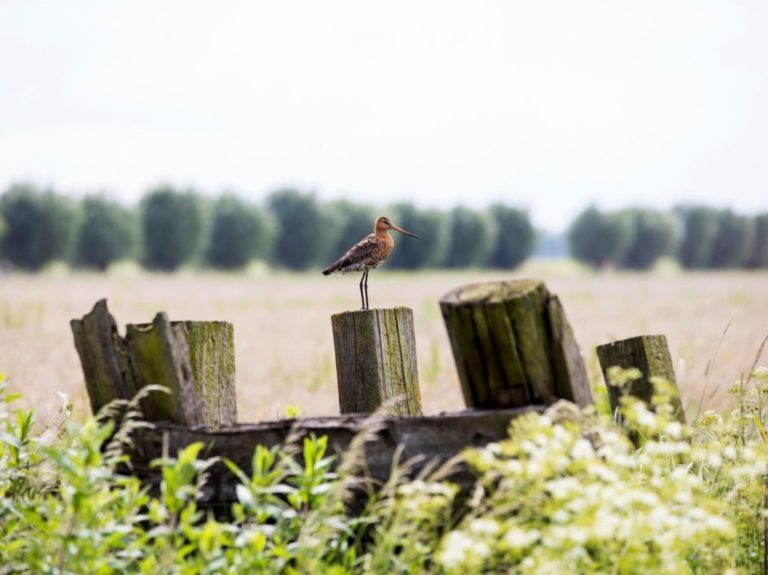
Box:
[487,205,535,269]
[268,189,334,270]
[141,187,204,271]
[387,203,448,269]
[619,209,677,270]
[677,206,719,269]
[75,195,137,270]
[0,184,80,270]
[206,195,275,269]
[708,209,754,268]
[567,206,632,268]
[443,207,497,268]
[327,200,375,261]
[746,214,768,269]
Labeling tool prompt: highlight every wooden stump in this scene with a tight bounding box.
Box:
[331,307,421,415]
[596,334,685,423]
[440,280,592,409]
[71,300,237,429]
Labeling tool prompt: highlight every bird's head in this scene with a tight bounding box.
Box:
[374,216,420,238]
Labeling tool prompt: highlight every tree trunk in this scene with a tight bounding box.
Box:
[331,307,421,415]
[440,280,592,409]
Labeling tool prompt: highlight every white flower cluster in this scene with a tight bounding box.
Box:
[435,381,768,574]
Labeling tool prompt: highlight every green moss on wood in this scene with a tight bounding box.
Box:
[596,335,685,423]
[440,280,590,409]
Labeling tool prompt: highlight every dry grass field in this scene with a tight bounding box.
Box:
[1,264,767,426]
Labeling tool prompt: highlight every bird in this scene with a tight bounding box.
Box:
[322,216,420,310]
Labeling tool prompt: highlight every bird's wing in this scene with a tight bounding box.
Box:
[323,234,378,274]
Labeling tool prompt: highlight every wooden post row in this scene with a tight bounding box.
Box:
[71,299,237,429]
[331,307,422,416]
[440,280,593,409]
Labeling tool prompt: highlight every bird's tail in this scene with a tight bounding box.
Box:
[322,260,342,275]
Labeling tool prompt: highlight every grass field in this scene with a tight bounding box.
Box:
[1,263,767,425]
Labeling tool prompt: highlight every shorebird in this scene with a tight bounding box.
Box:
[322,216,420,310]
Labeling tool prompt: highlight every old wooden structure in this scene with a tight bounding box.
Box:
[440,280,593,409]
[332,307,421,415]
[596,334,686,423]
[71,280,686,509]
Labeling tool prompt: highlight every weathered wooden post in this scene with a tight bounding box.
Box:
[71,299,237,429]
[596,334,685,423]
[331,307,422,415]
[440,279,592,409]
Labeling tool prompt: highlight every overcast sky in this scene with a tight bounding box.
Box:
[1,1,767,231]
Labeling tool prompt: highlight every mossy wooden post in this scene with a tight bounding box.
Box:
[71,299,137,415]
[180,321,237,428]
[440,280,592,409]
[71,300,237,429]
[124,314,203,427]
[331,307,421,415]
[596,335,686,424]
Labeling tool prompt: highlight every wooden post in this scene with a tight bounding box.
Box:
[71,300,237,429]
[71,299,137,414]
[331,307,421,415]
[596,334,686,423]
[440,280,592,409]
[181,321,237,428]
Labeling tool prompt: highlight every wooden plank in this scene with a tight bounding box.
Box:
[596,334,685,423]
[70,299,136,414]
[128,406,540,510]
[331,308,421,415]
[125,314,203,426]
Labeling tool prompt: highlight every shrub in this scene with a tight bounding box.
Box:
[2,367,768,573]
[387,203,448,269]
[206,195,275,269]
[487,204,535,269]
[443,207,497,268]
[141,187,204,271]
[0,184,81,270]
[568,206,633,268]
[268,189,335,270]
[75,195,137,270]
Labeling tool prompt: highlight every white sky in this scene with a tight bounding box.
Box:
[1,1,767,231]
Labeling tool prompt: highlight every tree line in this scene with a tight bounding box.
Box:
[568,205,768,270]
[1,183,765,272]
[0,184,535,271]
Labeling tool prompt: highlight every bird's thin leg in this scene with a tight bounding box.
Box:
[363,271,369,310]
[359,273,366,310]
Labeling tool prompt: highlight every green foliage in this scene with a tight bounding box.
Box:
[568,206,633,268]
[747,214,768,268]
[487,204,535,269]
[709,209,755,269]
[0,184,81,270]
[619,208,678,270]
[678,206,720,269]
[75,194,137,270]
[387,203,447,269]
[268,189,335,270]
[206,195,275,269]
[141,187,204,271]
[3,368,768,573]
[443,207,497,268]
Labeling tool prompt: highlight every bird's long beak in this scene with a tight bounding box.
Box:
[391,223,420,239]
